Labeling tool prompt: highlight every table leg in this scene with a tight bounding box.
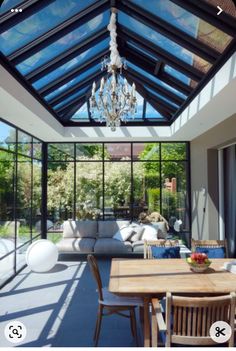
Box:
[143,297,151,347]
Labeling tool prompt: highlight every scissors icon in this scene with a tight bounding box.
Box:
[215,326,226,337]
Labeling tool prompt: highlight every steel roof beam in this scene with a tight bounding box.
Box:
[170,0,236,38]
[118,0,219,63]
[0,0,55,33]
[39,48,109,97]
[48,70,104,107]
[118,25,203,81]
[8,0,110,65]
[26,27,109,83]
[127,67,185,106]
[55,90,90,115]
[59,97,88,121]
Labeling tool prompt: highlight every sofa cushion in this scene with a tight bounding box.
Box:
[63,220,97,238]
[97,220,130,238]
[94,238,132,254]
[56,238,96,253]
[151,222,168,239]
[132,240,144,253]
[128,224,145,242]
[113,226,134,242]
[141,224,158,240]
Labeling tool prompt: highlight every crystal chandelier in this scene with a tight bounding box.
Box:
[90,8,137,131]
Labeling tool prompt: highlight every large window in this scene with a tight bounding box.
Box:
[47,142,190,232]
[0,120,42,287]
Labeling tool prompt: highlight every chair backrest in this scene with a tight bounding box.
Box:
[165,292,235,347]
[191,239,228,258]
[87,254,103,301]
[144,239,179,259]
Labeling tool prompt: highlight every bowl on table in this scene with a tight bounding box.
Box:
[187,252,211,273]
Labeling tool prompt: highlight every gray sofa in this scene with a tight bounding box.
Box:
[56,219,164,255]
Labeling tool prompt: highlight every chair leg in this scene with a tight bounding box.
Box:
[130,308,139,346]
[94,305,103,347]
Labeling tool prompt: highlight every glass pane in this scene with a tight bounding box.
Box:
[76,162,102,220]
[104,162,131,219]
[33,39,109,89]
[47,162,74,226]
[133,161,160,219]
[119,12,212,73]
[16,12,109,75]
[0,121,16,152]
[164,65,191,86]
[104,143,131,161]
[145,102,164,119]
[0,0,97,55]
[17,155,32,247]
[161,161,189,231]
[70,102,89,121]
[128,61,187,99]
[18,130,32,156]
[133,143,160,161]
[76,144,103,160]
[54,87,89,110]
[33,138,42,159]
[0,151,15,240]
[32,160,42,236]
[130,0,233,53]
[161,143,187,160]
[44,65,99,102]
[48,144,74,161]
[145,87,179,108]
[0,251,15,286]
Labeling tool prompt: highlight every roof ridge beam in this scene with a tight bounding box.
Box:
[39,48,109,97]
[8,0,110,65]
[118,0,218,63]
[170,0,236,38]
[118,25,203,81]
[26,27,109,83]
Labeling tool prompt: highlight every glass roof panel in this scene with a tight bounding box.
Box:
[129,0,233,53]
[145,103,165,119]
[127,61,187,99]
[0,0,96,55]
[0,0,22,13]
[16,11,109,76]
[145,87,179,108]
[44,64,100,102]
[119,12,212,73]
[54,87,89,110]
[164,65,191,86]
[71,102,89,121]
[33,39,109,90]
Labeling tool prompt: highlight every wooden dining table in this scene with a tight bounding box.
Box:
[109,258,236,347]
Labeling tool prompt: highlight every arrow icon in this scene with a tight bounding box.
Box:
[217,6,223,15]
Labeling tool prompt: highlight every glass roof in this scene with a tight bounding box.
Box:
[0,0,234,127]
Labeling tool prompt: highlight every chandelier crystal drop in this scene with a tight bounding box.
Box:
[89,9,137,131]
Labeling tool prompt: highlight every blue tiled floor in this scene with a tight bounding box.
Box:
[0,259,141,347]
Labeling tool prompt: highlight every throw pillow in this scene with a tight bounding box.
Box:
[151,246,181,259]
[141,224,158,241]
[113,226,134,242]
[195,246,225,258]
[157,222,168,239]
[129,226,145,242]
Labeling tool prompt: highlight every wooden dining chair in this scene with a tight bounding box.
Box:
[144,239,180,259]
[191,239,228,258]
[151,292,236,347]
[87,254,142,346]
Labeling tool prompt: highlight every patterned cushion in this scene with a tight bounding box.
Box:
[195,246,225,258]
[151,246,181,259]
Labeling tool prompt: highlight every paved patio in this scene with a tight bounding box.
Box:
[0,258,141,347]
